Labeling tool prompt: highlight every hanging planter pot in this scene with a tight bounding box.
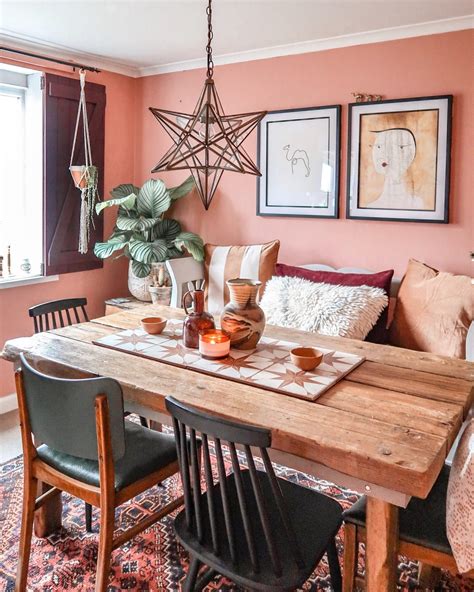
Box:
[69,70,100,254]
[70,165,89,189]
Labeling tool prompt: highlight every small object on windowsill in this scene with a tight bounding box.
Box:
[7,245,12,276]
[199,329,230,360]
[140,317,167,335]
[290,347,324,371]
[20,258,31,274]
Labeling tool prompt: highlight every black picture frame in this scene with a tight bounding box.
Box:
[256,104,341,219]
[346,95,452,223]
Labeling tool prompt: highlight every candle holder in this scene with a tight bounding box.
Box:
[198,329,231,360]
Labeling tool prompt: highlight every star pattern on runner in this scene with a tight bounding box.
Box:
[271,368,313,388]
[115,333,150,347]
[161,342,190,360]
[217,354,253,372]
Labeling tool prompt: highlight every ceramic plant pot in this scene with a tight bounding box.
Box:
[128,262,164,302]
[220,278,265,350]
[69,165,88,189]
[149,286,172,306]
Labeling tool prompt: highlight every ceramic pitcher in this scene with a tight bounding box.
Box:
[220,279,265,349]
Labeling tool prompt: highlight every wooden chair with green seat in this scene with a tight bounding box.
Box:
[15,354,185,592]
[342,449,474,590]
[28,297,149,533]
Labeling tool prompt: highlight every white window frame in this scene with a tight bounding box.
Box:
[0,65,52,288]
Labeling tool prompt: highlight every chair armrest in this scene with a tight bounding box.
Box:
[166,257,205,308]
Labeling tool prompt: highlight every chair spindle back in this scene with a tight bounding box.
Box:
[165,396,304,576]
[29,298,89,334]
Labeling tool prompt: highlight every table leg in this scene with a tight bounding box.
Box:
[365,497,399,592]
[34,482,62,537]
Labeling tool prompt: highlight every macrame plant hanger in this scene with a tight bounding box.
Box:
[69,69,99,254]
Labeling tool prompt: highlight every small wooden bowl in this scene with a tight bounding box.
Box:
[290,347,323,371]
[141,317,167,335]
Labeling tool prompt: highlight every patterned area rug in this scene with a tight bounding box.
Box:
[0,425,472,591]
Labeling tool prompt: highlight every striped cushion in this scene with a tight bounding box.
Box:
[205,240,280,316]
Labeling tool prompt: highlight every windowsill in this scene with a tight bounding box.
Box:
[0,274,59,289]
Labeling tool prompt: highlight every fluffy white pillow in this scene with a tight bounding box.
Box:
[260,276,388,340]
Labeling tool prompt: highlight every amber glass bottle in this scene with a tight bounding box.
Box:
[182,289,215,348]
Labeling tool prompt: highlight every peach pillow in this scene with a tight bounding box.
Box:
[389,259,474,358]
[204,240,280,316]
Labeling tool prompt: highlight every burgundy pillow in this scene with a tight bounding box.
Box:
[275,263,394,344]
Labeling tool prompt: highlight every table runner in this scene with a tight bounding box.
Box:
[94,319,365,401]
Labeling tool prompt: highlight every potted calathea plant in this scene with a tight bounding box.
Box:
[94,176,204,301]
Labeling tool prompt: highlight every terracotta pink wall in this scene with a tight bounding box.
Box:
[0,61,136,396]
[1,29,473,396]
[135,29,473,278]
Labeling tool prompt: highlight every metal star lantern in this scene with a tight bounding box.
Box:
[149,0,267,210]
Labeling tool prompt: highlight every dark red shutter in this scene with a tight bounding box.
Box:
[43,73,105,275]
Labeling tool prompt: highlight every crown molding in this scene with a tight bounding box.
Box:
[138,14,474,77]
[1,14,473,80]
[0,29,140,77]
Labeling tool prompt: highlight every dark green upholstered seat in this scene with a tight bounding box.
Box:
[343,464,452,555]
[37,421,179,491]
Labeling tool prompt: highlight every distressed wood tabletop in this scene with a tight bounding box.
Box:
[3,304,472,500]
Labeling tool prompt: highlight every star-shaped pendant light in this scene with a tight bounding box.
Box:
[149,0,267,210]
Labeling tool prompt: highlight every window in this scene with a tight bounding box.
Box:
[0,67,105,283]
[0,65,43,281]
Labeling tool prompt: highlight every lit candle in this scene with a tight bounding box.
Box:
[199,329,230,360]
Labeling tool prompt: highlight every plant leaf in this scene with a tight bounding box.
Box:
[129,238,156,263]
[151,238,168,261]
[93,237,127,259]
[152,218,181,242]
[129,237,169,264]
[131,260,151,278]
[95,193,136,215]
[167,246,183,259]
[137,179,171,218]
[116,215,159,232]
[173,231,204,261]
[169,175,195,201]
[110,183,140,200]
[109,228,133,241]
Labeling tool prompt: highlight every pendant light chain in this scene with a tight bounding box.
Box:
[206,0,214,79]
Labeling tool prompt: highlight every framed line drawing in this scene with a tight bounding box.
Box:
[347,95,452,223]
[257,105,341,218]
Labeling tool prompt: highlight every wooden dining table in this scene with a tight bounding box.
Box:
[2,304,473,592]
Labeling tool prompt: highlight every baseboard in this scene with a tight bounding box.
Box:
[0,393,18,415]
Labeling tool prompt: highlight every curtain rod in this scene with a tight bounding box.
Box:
[0,46,101,73]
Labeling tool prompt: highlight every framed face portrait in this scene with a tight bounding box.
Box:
[347,96,452,223]
[257,105,340,218]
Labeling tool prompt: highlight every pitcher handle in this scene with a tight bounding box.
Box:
[183,290,193,314]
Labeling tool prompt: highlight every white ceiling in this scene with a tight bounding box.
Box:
[0,1,472,77]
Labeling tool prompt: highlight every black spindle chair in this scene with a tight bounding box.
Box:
[166,396,343,592]
[29,298,89,333]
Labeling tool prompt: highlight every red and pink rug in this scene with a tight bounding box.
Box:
[0,435,472,591]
